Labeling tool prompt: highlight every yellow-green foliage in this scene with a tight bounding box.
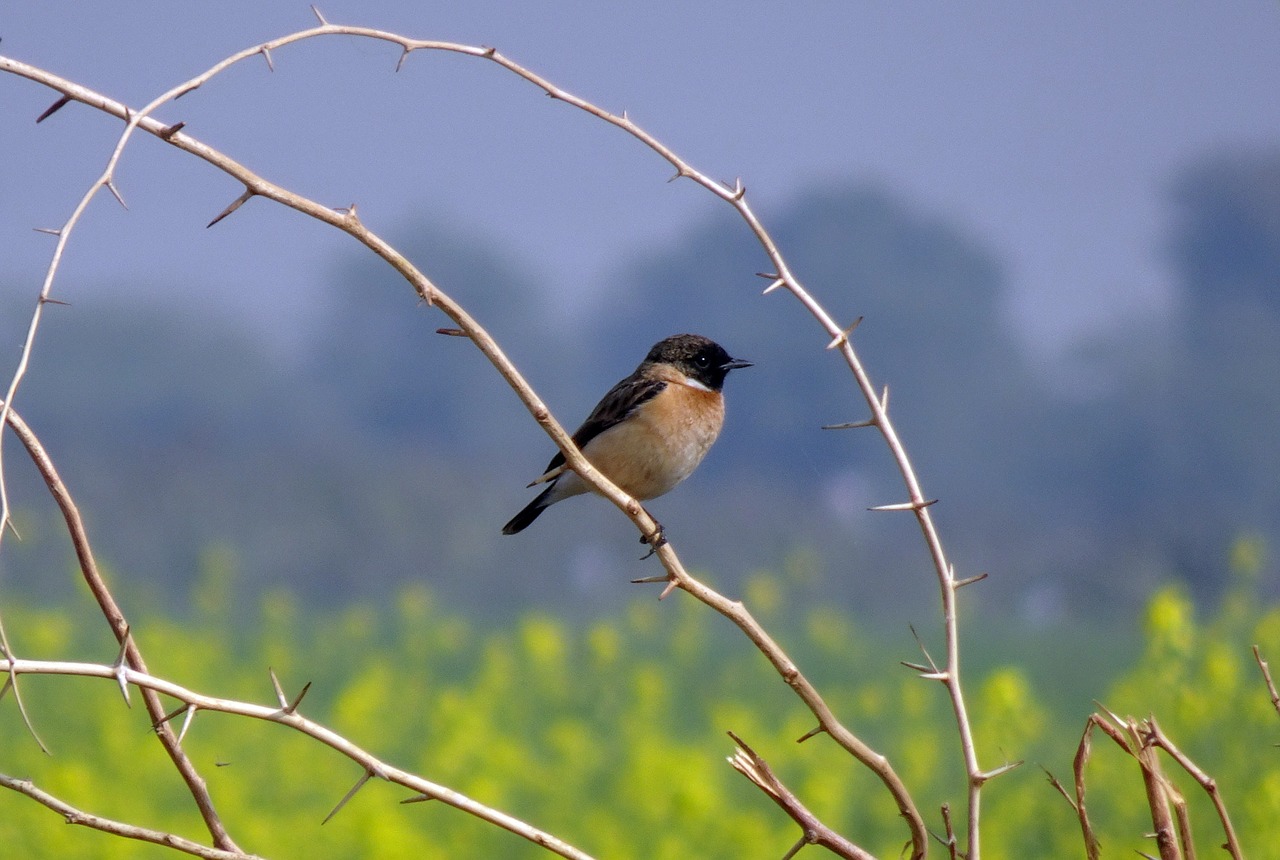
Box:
[3,571,1280,858]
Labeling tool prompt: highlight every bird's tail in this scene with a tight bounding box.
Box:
[502,486,553,535]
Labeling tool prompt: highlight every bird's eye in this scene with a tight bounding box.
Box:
[694,354,711,367]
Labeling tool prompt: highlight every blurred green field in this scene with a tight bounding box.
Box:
[2,555,1278,858]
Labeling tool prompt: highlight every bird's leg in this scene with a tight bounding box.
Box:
[638,521,667,559]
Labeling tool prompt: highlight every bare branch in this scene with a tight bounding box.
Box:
[1,656,597,860]
[0,774,261,860]
[2,401,240,849]
[1253,645,1280,717]
[1145,718,1243,860]
[726,732,876,860]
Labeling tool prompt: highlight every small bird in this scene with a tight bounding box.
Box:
[502,334,751,538]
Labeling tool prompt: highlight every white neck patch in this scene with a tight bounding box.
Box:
[682,376,714,393]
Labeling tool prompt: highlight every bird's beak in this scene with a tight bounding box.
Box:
[721,358,753,371]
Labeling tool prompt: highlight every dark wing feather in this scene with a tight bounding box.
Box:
[542,375,667,473]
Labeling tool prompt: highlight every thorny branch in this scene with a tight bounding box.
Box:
[0,773,264,860]
[0,656,597,860]
[1065,710,1243,860]
[1,399,242,852]
[726,732,876,860]
[0,12,1004,856]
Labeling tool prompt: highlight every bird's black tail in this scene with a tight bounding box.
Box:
[502,487,553,535]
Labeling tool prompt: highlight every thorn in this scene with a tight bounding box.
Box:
[284,681,312,715]
[621,109,630,123]
[821,418,876,430]
[32,227,62,236]
[400,793,435,805]
[113,664,131,706]
[666,167,688,184]
[158,121,186,139]
[482,46,497,58]
[761,278,787,295]
[730,178,746,200]
[1,670,50,755]
[824,316,863,350]
[260,46,275,72]
[918,671,950,682]
[879,385,890,412]
[207,188,255,228]
[630,574,668,584]
[658,579,680,600]
[755,271,780,280]
[35,95,72,124]
[112,626,134,706]
[269,667,288,709]
[395,48,411,73]
[435,327,466,337]
[104,178,128,210]
[311,5,329,25]
[976,760,1024,783]
[954,572,989,589]
[900,661,933,673]
[323,769,375,825]
[796,725,825,744]
[152,703,187,730]
[907,624,941,675]
[38,296,71,307]
[177,705,198,744]
[867,499,938,512]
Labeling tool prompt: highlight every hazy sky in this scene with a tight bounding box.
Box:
[4,2,1279,364]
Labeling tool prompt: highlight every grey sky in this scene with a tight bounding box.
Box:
[4,2,1279,363]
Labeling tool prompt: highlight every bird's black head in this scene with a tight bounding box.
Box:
[644,334,752,392]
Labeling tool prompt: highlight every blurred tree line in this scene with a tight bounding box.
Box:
[1,147,1277,623]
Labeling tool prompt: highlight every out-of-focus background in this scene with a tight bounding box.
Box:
[5,5,1280,858]
[3,2,1279,623]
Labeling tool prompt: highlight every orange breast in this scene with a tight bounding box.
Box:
[582,382,725,500]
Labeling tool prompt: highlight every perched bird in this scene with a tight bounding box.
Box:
[502,334,751,538]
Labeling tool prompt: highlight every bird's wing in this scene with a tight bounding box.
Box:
[541,375,667,474]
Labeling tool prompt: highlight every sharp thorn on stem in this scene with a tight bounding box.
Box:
[821,418,876,430]
[33,227,62,236]
[796,725,825,744]
[105,178,128,210]
[35,95,72,124]
[177,705,197,744]
[954,572,989,589]
[207,188,255,228]
[323,769,376,825]
[269,667,288,709]
[285,681,312,715]
[310,5,329,25]
[159,121,186,139]
[260,46,275,72]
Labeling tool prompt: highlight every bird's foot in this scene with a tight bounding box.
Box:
[639,523,667,559]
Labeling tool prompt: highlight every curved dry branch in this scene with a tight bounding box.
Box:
[0,657,596,860]
[0,17,976,856]
[1,402,242,853]
[0,774,263,860]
